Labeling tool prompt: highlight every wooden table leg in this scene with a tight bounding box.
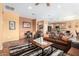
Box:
[51,46,53,52]
[42,49,44,56]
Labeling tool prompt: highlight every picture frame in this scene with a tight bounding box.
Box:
[9,21,16,30]
[23,22,31,28]
[39,25,43,29]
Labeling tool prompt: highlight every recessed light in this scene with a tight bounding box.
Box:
[28,6,32,10]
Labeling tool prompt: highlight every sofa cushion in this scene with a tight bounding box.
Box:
[55,40,68,45]
[61,36,69,42]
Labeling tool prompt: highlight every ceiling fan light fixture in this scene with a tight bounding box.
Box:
[47,3,50,6]
[35,3,39,6]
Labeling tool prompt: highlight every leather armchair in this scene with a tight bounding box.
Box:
[24,31,33,47]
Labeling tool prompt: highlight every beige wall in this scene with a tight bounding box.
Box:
[19,17,37,39]
[2,11,19,42]
[32,19,37,35]
[0,11,19,50]
[0,4,3,50]
[19,17,33,39]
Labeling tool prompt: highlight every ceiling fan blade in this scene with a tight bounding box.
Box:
[35,3,50,6]
[35,3,39,6]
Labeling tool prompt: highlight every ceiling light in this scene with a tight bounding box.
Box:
[35,3,39,6]
[47,3,50,6]
[28,6,32,10]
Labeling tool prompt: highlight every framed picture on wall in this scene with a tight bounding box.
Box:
[23,22,31,28]
[9,21,16,30]
[39,25,43,29]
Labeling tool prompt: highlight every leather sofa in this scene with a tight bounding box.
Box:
[44,35,71,53]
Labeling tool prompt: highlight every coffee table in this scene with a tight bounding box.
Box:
[30,39,53,55]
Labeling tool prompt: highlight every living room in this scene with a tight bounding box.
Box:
[0,3,79,56]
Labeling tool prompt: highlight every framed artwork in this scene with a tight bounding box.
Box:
[9,21,16,30]
[23,22,31,28]
[39,25,43,29]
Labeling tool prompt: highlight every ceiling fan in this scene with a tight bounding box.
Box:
[35,3,50,6]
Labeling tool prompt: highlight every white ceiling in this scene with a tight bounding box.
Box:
[4,3,79,22]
